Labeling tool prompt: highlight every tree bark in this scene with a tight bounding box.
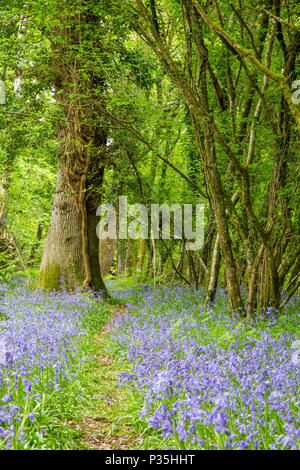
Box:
[37,4,108,294]
[37,158,84,290]
[206,233,221,304]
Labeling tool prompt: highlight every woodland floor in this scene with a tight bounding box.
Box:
[2,282,298,450]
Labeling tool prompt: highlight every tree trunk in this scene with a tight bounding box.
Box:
[37,158,85,290]
[118,239,127,275]
[87,163,109,294]
[99,212,117,277]
[206,234,221,304]
[126,239,137,276]
[37,5,108,294]
[0,159,9,240]
[136,238,147,273]
[37,136,109,294]
[28,223,43,266]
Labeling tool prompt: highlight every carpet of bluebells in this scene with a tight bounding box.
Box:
[1,278,299,451]
[111,285,300,450]
[0,279,105,449]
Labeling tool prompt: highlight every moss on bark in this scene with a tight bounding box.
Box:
[36,263,61,291]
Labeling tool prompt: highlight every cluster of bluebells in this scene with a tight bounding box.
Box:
[112,285,300,450]
[0,280,102,449]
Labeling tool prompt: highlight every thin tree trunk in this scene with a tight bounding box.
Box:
[118,239,127,275]
[0,158,10,240]
[99,212,117,278]
[206,233,221,304]
[246,244,264,323]
[136,238,147,273]
[28,223,43,266]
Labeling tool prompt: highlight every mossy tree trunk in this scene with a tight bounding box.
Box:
[37,125,108,294]
[37,159,83,291]
[37,4,108,295]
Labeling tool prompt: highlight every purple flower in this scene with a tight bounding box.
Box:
[2,394,11,403]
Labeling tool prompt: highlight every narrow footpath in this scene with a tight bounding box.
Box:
[67,306,151,450]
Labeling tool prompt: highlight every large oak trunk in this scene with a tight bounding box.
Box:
[37,4,108,294]
[37,153,108,293]
[37,158,85,290]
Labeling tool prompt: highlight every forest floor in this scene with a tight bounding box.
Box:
[1,281,298,450]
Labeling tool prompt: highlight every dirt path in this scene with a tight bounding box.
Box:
[68,306,146,450]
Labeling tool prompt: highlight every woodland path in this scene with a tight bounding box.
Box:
[67,306,145,450]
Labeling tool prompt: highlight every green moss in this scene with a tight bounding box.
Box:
[36,263,62,291]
